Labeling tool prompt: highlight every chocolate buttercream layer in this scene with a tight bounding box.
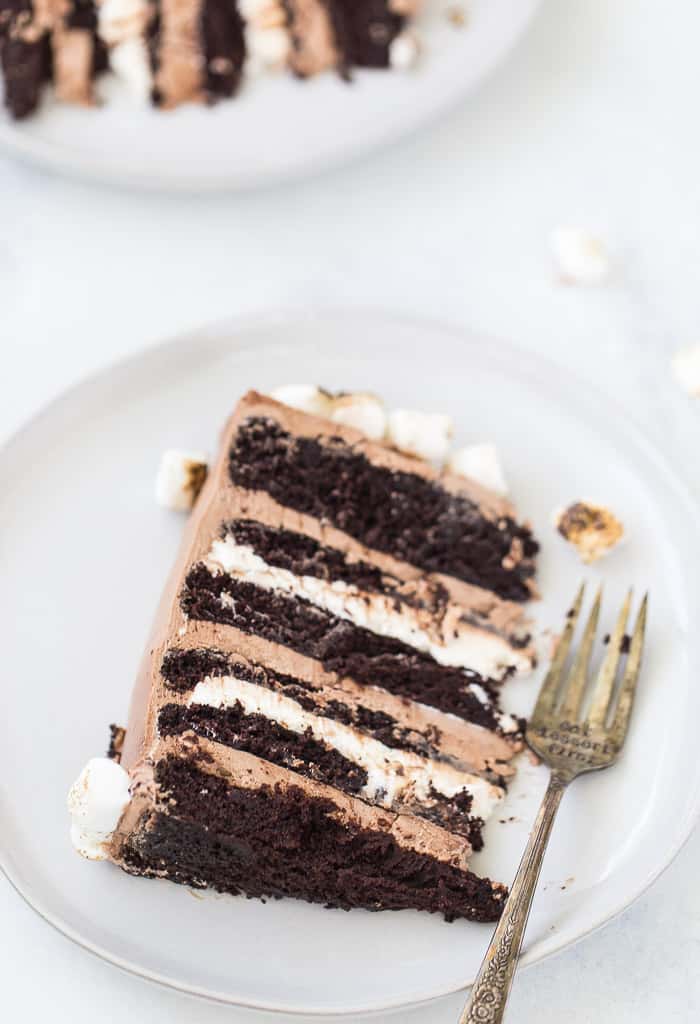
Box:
[153,0,204,106]
[122,756,504,921]
[52,23,93,100]
[284,0,337,76]
[228,408,538,602]
[181,564,507,730]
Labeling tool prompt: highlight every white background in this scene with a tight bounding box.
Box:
[1,0,699,1020]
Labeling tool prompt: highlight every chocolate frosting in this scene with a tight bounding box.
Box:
[154,0,204,106]
[285,0,338,76]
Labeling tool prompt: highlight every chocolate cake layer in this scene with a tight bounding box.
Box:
[161,647,447,759]
[224,518,391,592]
[122,756,504,921]
[201,0,245,100]
[229,417,538,601]
[158,701,369,793]
[326,0,402,70]
[181,564,506,729]
[0,0,52,118]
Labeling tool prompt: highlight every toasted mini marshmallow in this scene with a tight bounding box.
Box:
[329,393,387,441]
[447,444,508,496]
[269,385,332,417]
[155,450,208,511]
[554,501,624,564]
[389,31,420,70]
[387,409,453,462]
[551,227,610,285]
[67,758,131,860]
[671,344,700,396]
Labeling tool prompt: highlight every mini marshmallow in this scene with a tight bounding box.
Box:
[155,450,208,511]
[329,393,387,441]
[671,344,700,396]
[67,757,131,860]
[389,31,420,71]
[246,25,290,67]
[239,0,268,15]
[551,227,610,285]
[269,385,332,418]
[387,409,453,462]
[109,37,152,99]
[447,443,508,496]
[554,501,624,564]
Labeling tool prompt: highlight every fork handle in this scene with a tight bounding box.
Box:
[459,773,568,1024]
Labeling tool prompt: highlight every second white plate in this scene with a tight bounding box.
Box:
[0,0,540,189]
[1,310,699,1014]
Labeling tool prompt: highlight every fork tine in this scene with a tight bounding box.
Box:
[587,589,632,727]
[559,585,602,721]
[609,594,648,744]
[532,583,585,719]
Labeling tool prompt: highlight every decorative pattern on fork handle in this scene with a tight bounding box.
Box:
[460,776,566,1024]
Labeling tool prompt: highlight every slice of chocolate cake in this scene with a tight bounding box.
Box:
[67,390,539,923]
[1,0,421,117]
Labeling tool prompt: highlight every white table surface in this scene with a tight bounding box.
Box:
[2,0,699,1019]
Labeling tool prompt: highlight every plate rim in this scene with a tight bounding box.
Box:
[0,0,542,192]
[2,306,699,1016]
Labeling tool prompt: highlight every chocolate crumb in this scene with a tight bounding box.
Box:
[107,724,126,762]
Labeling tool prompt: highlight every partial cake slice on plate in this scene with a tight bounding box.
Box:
[0,0,422,118]
[68,389,539,923]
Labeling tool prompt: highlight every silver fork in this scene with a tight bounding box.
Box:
[459,583,648,1024]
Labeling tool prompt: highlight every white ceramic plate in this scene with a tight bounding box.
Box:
[1,310,699,1016]
[0,0,540,190]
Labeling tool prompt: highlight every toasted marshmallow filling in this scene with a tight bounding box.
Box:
[189,675,504,819]
[206,537,530,679]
